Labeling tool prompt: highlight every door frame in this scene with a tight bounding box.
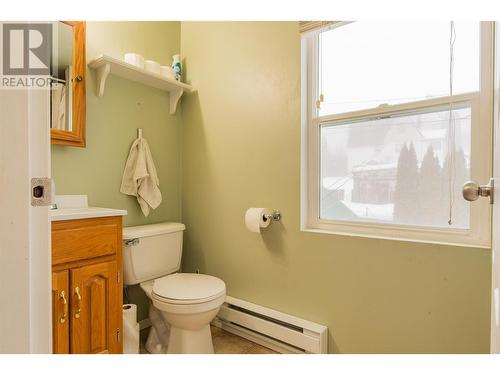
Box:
[0,23,52,352]
[491,21,500,354]
[28,88,52,353]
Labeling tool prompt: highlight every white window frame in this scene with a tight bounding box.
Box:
[301,21,495,248]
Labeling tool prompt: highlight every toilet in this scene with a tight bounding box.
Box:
[122,222,226,354]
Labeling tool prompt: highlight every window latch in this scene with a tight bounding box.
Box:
[316,94,324,109]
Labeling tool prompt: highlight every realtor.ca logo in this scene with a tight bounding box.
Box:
[1,23,52,88]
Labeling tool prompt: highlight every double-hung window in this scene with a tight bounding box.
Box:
[301,21,494,247]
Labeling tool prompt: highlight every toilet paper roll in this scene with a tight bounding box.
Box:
[123,304,139,354]
[123,303,137,324]
[245,208,271,233]
[160,66,175,80]
[124,53,145,69]
[144,60,161,75]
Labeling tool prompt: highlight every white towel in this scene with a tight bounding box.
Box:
[120,137,162,216]
[51,82,66,130]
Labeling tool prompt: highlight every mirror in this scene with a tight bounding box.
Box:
[51,22,72,132]
[50,21,86,147]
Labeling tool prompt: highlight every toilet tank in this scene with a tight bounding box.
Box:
[122,222,186,285]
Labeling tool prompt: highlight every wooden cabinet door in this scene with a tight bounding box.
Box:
[70,261,122,354]
[52,270,70,354]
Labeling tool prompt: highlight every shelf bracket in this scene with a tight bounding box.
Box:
[88,55,195,112]
[95,63,111,97]
[169,89,184,115]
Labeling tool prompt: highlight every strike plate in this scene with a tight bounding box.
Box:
[31,177,53,206]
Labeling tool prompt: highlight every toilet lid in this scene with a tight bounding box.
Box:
[153,273,226,301]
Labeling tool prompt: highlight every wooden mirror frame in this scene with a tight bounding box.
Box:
[51,21,86,147]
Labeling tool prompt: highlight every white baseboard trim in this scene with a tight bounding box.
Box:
[215,296,328,354]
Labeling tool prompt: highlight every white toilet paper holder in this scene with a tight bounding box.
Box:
[263,210,281,223]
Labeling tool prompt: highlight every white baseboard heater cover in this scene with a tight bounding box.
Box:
[213,296,328,354]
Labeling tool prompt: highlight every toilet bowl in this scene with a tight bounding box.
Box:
[123,223,226,354]
[142,273,225,353]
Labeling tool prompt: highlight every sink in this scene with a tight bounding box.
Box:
[50,195,127,221]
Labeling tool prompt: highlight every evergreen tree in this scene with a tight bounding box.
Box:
[393,143,420,224]
[393,144,409,223]
[406,143,420,222]
[418,145,442,226]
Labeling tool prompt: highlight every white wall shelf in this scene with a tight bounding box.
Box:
[88,54,195,114]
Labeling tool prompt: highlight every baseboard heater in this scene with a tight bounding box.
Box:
[213,296,328,354]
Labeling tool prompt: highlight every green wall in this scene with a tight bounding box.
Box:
[52,21,492,353]
[52,21,182,227]
[51,22,182,320]
[180,21,491,353]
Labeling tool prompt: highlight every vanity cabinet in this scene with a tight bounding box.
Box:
[51,216,123,354]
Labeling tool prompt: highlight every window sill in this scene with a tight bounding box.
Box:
[300,225,491,249]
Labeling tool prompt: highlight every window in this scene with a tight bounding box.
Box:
[301,22,493,247]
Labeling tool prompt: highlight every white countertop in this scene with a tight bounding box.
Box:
[50,207,128,221]
[49,195,127,221]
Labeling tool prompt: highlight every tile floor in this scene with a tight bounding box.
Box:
[211,325,277,354]
[139,325,278,354]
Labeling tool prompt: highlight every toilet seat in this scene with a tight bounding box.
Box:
[152,273,226,305]
[153,291,225,305]
[139,273,226,353]
[152,292,226,315]
[151,273,226,315]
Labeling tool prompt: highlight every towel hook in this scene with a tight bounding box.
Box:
[137,128,143,138]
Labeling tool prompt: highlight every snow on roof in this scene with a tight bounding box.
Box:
[352,162,397,172]
[341,201,394,222]
[420,128,446,140]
